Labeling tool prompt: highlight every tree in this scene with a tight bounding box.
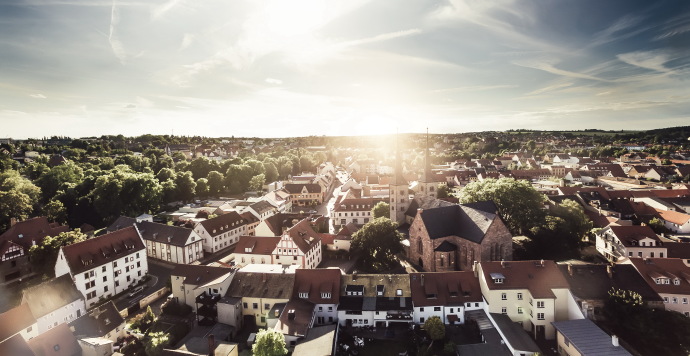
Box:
[371,201,390,219]
[350,217,403,272]
[44,199,67,224]
[647,217,668,234]
[460,178,545,235]
[424,316,446,350]
[0,190,33,231]
[263,162,279,183]
[436,185,451,199]
[144,331,169,356]
[29,230,87,274]
[252,329,288,356]
[174,171,196,202]
[207,170,225,196]
[249,174,266,192]
[196,178,209,198]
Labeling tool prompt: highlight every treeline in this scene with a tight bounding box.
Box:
[0,144,327,231]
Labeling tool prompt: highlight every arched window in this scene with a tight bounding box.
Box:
[418,239,423,254]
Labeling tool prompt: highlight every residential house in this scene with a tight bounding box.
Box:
[655,209,690,233]
[292,269,341,325]
[558,263,664,320]
[292,324,337,356]
[595,225,666,262]
[54,226,148,308]
[0,217,69,282]
[485,312,542,356]
[331,197,386,230]
[246,200,278,221]
[477,260,584,340]
[21,275,86,335]
[409,272,484,325]
[272,218,322,269]
[69,301,125,344]
[233,236,280,267]
[408,201,513,272]
[26,324,80,356]
[552,319,632,356]
[225,271,295,327]
[170,265,235,325]
[630,258,690,316]
[194,212,248,253]
[0,304,38,342]
[337,273,413,328]
[108,216,203,264]
[274,299,316,348]
[644,166,678,181]
[0,334,34,356]
[263,189,292,213]
[284,183,323,207]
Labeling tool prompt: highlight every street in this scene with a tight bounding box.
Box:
[114,261,173,310]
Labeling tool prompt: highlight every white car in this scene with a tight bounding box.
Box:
[128,286,145,298]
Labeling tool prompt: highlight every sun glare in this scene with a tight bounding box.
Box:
[265,0,327,37]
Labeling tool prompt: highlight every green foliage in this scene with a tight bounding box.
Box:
[603,288,690,355]
[424,316,445,341]
[263,162,279,183]
[460,178,545,235]
[195,178,209,198]
[371,201,390,219]
[44,199,67,224]
[436,185,452,199]
[351,217,403,272]
[36,162,84,202]
[225,164,254,194]
[443,341,457,355]
[161,301,193,317]
[29,229,87,273]
[143,331,169,356]
[174,171,196,202]
[647,217,668,234]
[252,328,288,356]
[249,173,266,192]
[0,190,34,231]
[207,170,225,196]
[526,199,593,259]
[129,306,157,334]
[92,168,163,223]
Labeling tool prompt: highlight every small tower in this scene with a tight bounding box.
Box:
[390,134,410,224]
[418,129,436,198]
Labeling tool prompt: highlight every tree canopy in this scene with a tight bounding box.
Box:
[460,178,545,235]
[351,217,403,272]
[371,201,390,219]
[252,329,288,356]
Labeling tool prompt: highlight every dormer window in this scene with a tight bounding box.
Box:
[321,292,331,299]
[490,273,505,284]
[299,292,308,299]
[674,279,681,286]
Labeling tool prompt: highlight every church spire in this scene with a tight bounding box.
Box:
[421,128,431,183]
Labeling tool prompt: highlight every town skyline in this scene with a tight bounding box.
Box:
[2,0,689,139]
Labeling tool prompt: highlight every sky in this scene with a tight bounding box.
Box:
[1,0,689,139]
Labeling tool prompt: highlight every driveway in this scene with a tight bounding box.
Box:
[115,260,173,310]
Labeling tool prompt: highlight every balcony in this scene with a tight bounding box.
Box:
[386,312,413,321]
[197,304,218,318]
[196,292,221,305]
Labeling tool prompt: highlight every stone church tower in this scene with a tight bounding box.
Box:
[416,130,437,199]
[390,135,409,225]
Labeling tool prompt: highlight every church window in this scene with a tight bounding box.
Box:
[418,240,423,254]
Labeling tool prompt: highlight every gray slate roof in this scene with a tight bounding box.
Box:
[552,319,632,356]
[22,275,83,319]
[419,202,498,243]
[489,313,541,353]
[109,216,195,247]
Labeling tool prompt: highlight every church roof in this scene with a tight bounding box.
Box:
[418,202,498,243]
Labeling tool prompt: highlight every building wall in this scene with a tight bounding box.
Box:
[218,300,243,330]
[556,331,583,356]
[196,224,247,253]
[36,301,86,335]
[145,239,203,264]
[389,185,409,224]
[660,293,690,316]
[241,297,288,326]
[0,248,31,282]
[314,303,338,324]
[338,310,375,327]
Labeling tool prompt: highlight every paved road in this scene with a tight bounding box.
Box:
[115,261,174,310]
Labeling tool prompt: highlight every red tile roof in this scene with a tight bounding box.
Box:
[630,258,690,295]
[480,260,570,299]
[0,334,34,356]
[61,226,144,274]
[293,269,341,304]
[607,225,660,247]
[197,211,247,237]
[235,236,280,255]
[274,299,315,337]
[410,272,482,307]
[655,209,690,225]
[0,217,69,249]
[0,304,36,342]
[285,219,321,254]
[27,323,80,356]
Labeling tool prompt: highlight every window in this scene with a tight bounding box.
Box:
[517,293,523,300]
[518,307,523,314]
[501,307,507,314]
[102,266,106,272]
[299,292,308,299]
[536,301,545,308]
[434,307,441,311]
[673,297,678,304]
[419,317,425,323]
[675,279,681,286]
[501,293,507,300]
[265,303,270,309]
[537,313,545,320]
[104,286,108,292]
[396,289,403,296]
[683,298,688,304]
[664,297,669,303]
[243,303,248,308]
[253,303,258,309]
[420,307,424,312]
[103,276,107,282]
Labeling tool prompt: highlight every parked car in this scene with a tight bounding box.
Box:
[128,286,145,298]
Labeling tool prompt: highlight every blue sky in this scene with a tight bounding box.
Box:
[1,0,689,138]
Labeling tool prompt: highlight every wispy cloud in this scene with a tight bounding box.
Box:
[108,0,127,64]
[432,84,517,93]
[265,78,283,85]
[29,93,47,99]
[151,0,184,20]
[513,59,610,82]
[654,12,690,40]
[617,51,672,73]
[589,14,648,47]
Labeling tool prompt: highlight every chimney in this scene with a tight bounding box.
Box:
[288,309,296,320]
[540,259,545,267]
[567,263,573,276]
[607,264,613,279]
[472,261,478,278]
[207,334,215,356]
[10,217,17,227]
[353,271,357,281]
[612,335,619,347]
[501,259,505,268]
[262,273,266,283]
[421,274,425,286]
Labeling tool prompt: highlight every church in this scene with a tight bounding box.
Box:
[390,133,513,272]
